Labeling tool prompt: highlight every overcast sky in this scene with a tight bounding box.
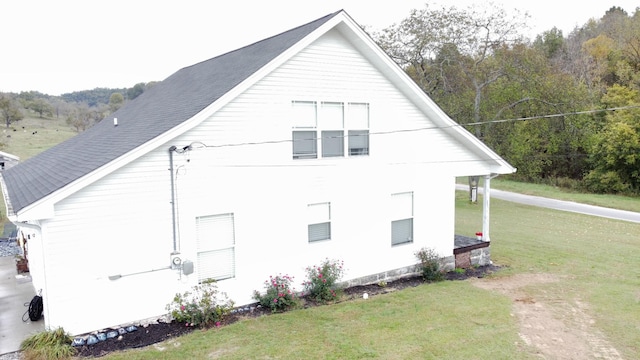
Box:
[1,0,637,96]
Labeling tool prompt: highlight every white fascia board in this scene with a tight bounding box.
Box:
[12,14,347,221]
[334,13,516,175]
[13,203,54,222]
[15,105,217,221]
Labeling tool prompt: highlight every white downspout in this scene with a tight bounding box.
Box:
[482,174,499,242]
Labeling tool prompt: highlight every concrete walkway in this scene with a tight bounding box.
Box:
[0,256,44,355]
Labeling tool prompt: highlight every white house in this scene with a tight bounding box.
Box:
[0,10,515,335]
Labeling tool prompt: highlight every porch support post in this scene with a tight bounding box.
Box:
[482,175,492,242]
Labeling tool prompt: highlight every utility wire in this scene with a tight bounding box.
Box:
[466,105,640,126]
[182,105,639,151]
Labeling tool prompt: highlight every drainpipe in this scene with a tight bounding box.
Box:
[482,173,500,242]
[168,146,178,252]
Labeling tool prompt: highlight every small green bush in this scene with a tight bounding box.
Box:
[415,247,444,282]
[303,258,345,303]
[20,327,76,360]
[166,279,235,328]
[253,274,300,313]
[584,169,631,194]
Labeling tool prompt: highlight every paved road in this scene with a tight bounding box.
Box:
[456,184,640,223]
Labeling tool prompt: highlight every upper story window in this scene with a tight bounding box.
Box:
[292,101,369,159]
[347,103,369,156]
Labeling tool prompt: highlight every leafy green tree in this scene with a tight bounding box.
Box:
[0,94,24,128]
[534,27,565,59]
[66,104,93,132]
[375,2,605,189]
[26,98,54,118]
[126,82,145,100]
[375,3,529,135]
[585,84,640,193]
[109,92,124,112]
[61,88,126,107]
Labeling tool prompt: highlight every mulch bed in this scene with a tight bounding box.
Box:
[75,264,501,357]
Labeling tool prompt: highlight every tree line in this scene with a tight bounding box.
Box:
[0,82,155,132]
[374,4,640,195]
[2,6,638,195]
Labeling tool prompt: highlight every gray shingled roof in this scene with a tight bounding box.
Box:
[2,11,340,215]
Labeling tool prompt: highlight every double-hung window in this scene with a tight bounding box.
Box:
[308,202,331,242]
[292,101,318,159]
[391,192,413,246]
[320,102,344,157]
[196,213,236,282]
[292,101,369,159]
[347,102,369,156]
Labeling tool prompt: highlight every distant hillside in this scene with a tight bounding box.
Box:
[60,87,127,107]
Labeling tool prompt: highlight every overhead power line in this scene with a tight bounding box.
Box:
[179,105,640,151]
[465,105,640,126]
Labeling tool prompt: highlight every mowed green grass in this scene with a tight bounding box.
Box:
[101,192,640,360]
[3,116,639,358]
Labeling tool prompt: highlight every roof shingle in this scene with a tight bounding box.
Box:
[2,11,340,214]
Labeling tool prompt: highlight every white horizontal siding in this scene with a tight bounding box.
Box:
[40,27,480,334]
[172,162,454,305]
[174,29,483,170]
[41,149,182,334]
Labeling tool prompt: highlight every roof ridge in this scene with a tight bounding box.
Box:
[1,9,344,215]
[180,10,343,72]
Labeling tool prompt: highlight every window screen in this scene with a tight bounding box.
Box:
[292,101,370,159]
[320,102,344,129]
[348,130,369,155]
[196,213,235,281]
[391,192,413,246]
[308,202,331,242]
[293,131,317,159]
[322,131,344,157]
[347,103,369,156]
[292,101,317,128]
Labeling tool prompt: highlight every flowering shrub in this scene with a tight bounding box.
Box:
[415,247,444,282]
[253,274,299,313]
[166,279,235,328]
[303,258,345,303]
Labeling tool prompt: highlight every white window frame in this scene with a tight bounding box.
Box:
[391,192,413,246]
[292,101,369,159]
[292,101,318,159]
[196,213,236,282]
[308,202,331,242]
[320,102,344,158]
[346,102,369,156]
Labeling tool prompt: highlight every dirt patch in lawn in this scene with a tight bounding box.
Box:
[470,273,622,360]
[36,267,624,359]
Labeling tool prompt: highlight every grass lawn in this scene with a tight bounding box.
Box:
[105,281,521,360]
[100,191,640,359]
[3,116,639,358]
